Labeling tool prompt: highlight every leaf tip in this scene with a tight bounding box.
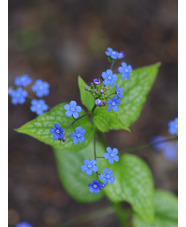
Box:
[14,127,22,133]
[155,62,161,68]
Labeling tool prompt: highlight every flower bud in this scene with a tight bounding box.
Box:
[95,99,102,106]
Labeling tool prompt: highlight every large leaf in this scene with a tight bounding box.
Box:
[116,62,161,127]
[78,76,95,111]
[133,190,178,227]
[93,107,130,132]
[16,103,95,151]
[100,154,154,224]
[53,141,105,203]
[79,63,160,132]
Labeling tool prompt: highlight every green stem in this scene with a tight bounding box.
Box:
[110,59,116,70]
[93,134,96,160]
[93,133,99,180]
[106,92,116,98]
[64,113,90,132]
[91,104,97,115]
[121,136,178,154]
[112,203,129,227]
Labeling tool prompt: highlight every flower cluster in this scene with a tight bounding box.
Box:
[48,48,123,193]
[105,47,124,60]
[151,117,178,161]
[9,74,50,116]
[84,47,132,112]
[49,101,85,143]
[80,146,119,193]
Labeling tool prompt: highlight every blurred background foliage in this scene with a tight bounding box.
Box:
[9,0,177,226]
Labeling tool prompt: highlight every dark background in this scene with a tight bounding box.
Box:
[8,0,178,226]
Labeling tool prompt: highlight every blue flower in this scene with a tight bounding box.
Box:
[81,159,98,175]
[115,84,123,98]
[118,62,132,79]
[168,118,178,136]
[151,136,178,161]
[32,79,50,97]
[107,96,121,112]
[93,78,101,85]
[119,51,125,58]
[105,47,122,59]
[104,147,119,164]
[88,180,103,193]
[102,69,117,87]
[15,74,32,87]
[70,127,86,144]
[30,99,48,115]
[8,87,13,95]
[151,136,167,150]
[64,101,82,119]
[50,123,64,140]
[99,168,115,185]
[10,87,28,105]
[15,222,33,227]
[162,142,178,161]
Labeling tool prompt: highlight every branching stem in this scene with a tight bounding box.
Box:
[121,136,178,154]
[64,113,90,133]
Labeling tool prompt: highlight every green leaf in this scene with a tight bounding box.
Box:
[93,107,130,132]
[133,190,178,227]
[16,103,95,152]
[100,154,154,224]
[53,141,105,203]
[78,76,95,111]
[116,62,161,127]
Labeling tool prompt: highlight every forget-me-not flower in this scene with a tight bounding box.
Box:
[81,159,98,175]
[15,74,32,87]
[118,62,132,79]
[30,99,48,115]
[15,222,33,227]
[64,101,82,119]
[104,147,119,164]
[88,180,103,193]
[93,78,101,85]
[168,118,178,136]
[151,136,178,161]
[107,96,121,112]
[99,168,115,185]
[70,127,85,144]
[50,123,64,140]
[32,79,50,97]
[115,84,123,98]
[8,87,13,95]
[10,87,28,105]
[102,69,117,87]
[105,47,122,59]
